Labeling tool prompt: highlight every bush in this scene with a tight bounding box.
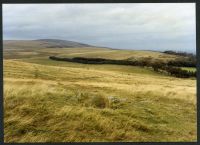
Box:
[151,62,165,72]
[167,60,196,67]
[164,66,196,78]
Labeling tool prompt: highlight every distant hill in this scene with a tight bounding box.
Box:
[3,39,94,49]
[35,39,92,48]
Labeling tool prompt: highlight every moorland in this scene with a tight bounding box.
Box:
[3,39,197,142]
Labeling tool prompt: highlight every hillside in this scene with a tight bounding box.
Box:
[3,39,197,142]
[3,39,93,50]
[3,39,185,63]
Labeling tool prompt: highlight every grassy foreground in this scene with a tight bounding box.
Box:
[4,57,196,142]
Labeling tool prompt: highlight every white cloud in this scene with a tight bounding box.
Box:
[3,3,196,53]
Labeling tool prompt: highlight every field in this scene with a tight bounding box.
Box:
[3,42,197,142]
[181,67,196,72]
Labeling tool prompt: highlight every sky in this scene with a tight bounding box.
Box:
[3,3,196,53]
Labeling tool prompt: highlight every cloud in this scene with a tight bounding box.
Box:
[3,3,196,53]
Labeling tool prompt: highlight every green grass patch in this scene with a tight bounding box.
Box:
[181,67,196,72]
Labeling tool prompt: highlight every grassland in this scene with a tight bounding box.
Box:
[3,45,197,142]
[181,67,196,72]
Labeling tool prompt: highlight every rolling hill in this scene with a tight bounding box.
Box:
[3,39,183,62]
[3,39,197,142]
[3,39,93,49]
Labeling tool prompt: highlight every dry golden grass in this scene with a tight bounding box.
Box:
[57,48,179,62]
[4,44,180,63]
[4,59,197,142]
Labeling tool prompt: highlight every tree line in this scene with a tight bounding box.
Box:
[49,56,196,78]
[151,62,196,78]
[163,50,196,59]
